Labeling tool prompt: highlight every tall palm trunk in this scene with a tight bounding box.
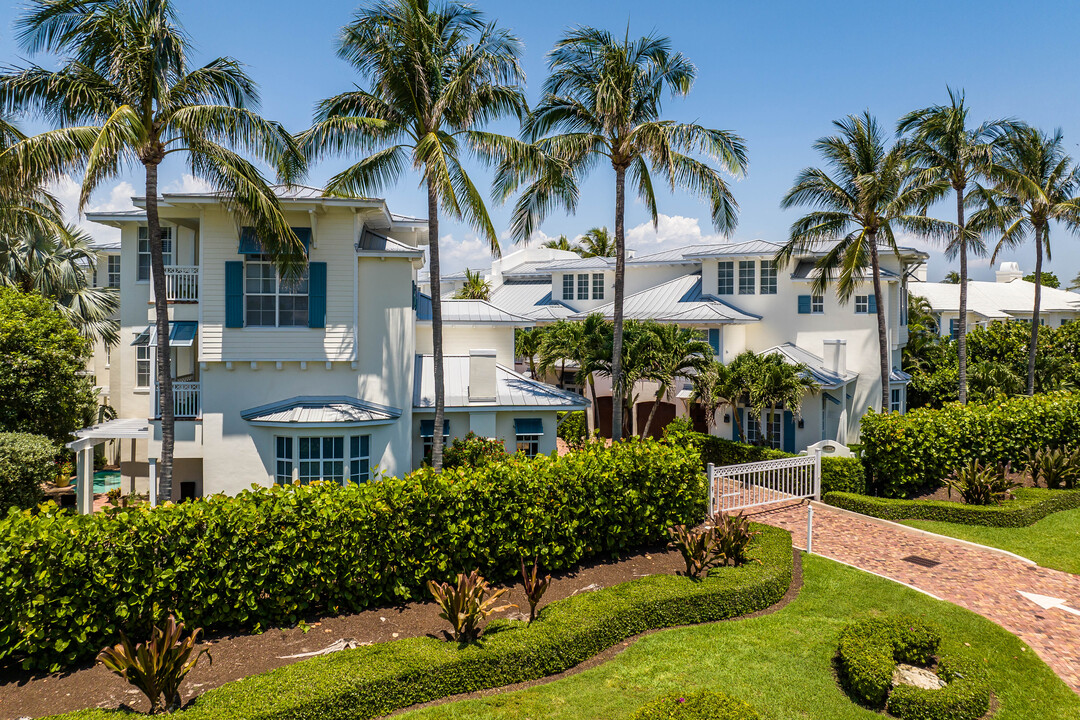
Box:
[144,154,174,502]
[956,189,968,404]
[1028,225,1043,395]
[641,383,666,438]
[587,375,598,434]
[610,165,627,441]
[427,179,446,470]
[868,233,891,412]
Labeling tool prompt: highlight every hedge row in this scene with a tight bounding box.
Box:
[820,456,865,495]
[860,392,1080,497]
[0,432,56,510]
[824,487,1080,527]
[49,527,792,720]
[631,690,763,720]
[1,439,705,671]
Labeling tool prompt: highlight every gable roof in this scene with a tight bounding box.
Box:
[415,294,535,324]
[911,279,1080,317]
[488,280,576,321]
[413,355,589,410]
[760,343,858,389]
[241,396,402,426]
[575,272,759,323]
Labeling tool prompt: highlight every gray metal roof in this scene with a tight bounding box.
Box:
[890,368,913,383]
[356,228,424,257]
[536,257,614,271]
[488,280,576,321]
[241,396,402,426]
[413,355,589,410]
[575,273,759,323]
[682,240,785,258]
[760,343,858,389]
[790,260,900,282]
[415,294,535,324]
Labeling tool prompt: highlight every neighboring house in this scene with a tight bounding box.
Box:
[910,262,1080,339]
[67,187,585,512]
[87,237,122,417]
[467,241,927,451]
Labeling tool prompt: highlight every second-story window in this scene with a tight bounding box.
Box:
[759,260,777,295]
[854,294,877,314]
[135,344,151,388]
[592,273,605,300]
[739,260,755,294]
[137,226,173,281]
[718,261,734,295]
[577,273,589,300]
[106,256,121,288]
[245,255,309,327]
[562,274,574,300]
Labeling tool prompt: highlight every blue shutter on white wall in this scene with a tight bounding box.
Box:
[707,328,721,356]
[308,262,327,328]
[797,295,811,314]
[783,410,796,453]
[868,294,878,313]
[225,261,244,328]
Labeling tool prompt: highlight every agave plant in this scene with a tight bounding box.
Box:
[427,570,515,642]
[97,615,210,713]
[1028,447,1080,490]
[519,557,552,623]
[944,460,1019,506]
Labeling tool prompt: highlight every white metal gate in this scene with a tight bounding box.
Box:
[708,452,821,515]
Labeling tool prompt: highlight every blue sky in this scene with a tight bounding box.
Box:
[3,0,1080,282]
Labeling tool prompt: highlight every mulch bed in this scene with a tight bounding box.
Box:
[1,545,708,719]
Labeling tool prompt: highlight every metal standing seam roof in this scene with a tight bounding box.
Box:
[760,343,858,389]
[890,368,913,383]
[790,260,901,282]
[356,228,424,257]
[910,279,1080,317]
[241,396,402,425]
[573,273,760,323]
[676,240,786,259]
[413,355,590,410]
[535,257,615,271]
[415,294,535,324]
[487,280,576,321]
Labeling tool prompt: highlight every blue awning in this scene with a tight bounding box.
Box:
[131,321,198,347]
[419,419,450,437]
[239,227,312,255]
[514,418,544,435]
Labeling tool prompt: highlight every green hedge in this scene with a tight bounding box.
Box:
[557,410,587,445]
[662,421,791,467]
[631,690,763,719]
[860,392,1080,497]
[824,487,1080,527]
[886,655,992,720]
[48,527,792,720]
[0,432,56,510]
[0,439,705,671]
[820,457,865,495]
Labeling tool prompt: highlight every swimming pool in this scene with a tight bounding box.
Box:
[73,470,122,495]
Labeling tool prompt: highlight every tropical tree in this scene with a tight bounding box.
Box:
[514,326,546,379]
[540,234,574,252]
[746,354,815,447]
[639,323,710,437]
[898,90,1013,404]
[776,112,942,411]
[495,27,747,441]
[0,0,304,502]
[0,115,70,243]
[689,350,757,439]
[977,126,1080,395]
[1068,270,1080,291]
[577,226,615,258]
[1023,271,1059,288]
[942,271,961,284]
[453,268,491,300]
[300,0,526,469]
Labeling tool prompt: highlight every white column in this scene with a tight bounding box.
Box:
[77,445,94,515]
[148,457,157,506]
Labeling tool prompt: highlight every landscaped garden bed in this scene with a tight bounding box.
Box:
[824,487,1080,527]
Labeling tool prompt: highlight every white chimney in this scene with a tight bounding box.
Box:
[823,339,847,376]
[996,261,1023,283]
[469,349,497,402]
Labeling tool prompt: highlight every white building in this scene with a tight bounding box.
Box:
[67,187,586,513]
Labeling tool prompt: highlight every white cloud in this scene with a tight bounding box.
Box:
[48,175,138,245]
[626,213,722,253]
[164,174,214,194]
[428,233,495,275]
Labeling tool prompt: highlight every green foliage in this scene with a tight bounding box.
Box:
[662,421,790,467]
[886,653,991,720]
[820,456,866,495]
[1023,271,1060,288]
[519,557,551,623]
[97,615,210,714]
[441,432,507,469]
[712,513,760,568]
[859,391,1080,496]
[824,487,1080,527]
[944,460,1019,506]
[427,571,514,642]
[1028,446,1080,489]
[667,524,727,579]
[45,527,791,720]
[556,411,587,446]
[0,432,56,510]
[0,288,97,444]
[0,438,705,670]
[630,690,764,720]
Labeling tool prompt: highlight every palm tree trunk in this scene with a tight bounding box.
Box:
[731,403,745,442]
[145,157,174,503]
[869,233,891,412]
[1028,226,1043,395]
[427,179,446,470]
[587,375,598,435]
[641,385,665,438]
[611,166,627,441]
[956,190,968,404]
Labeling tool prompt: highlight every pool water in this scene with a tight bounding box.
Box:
[73,470,122,495]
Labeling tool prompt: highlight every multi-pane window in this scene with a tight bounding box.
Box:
[577,273,589,300]
[350,435,371,482]
[592,273,605,300]
[135,344,151,388]
[738,260,755,294]
[717,261,734,295]
[137,226,172,281]
[811,295,824,314]
[421,420,450,461]
[276,436,369,485]
[854,294,876,314]
[562,274,574,300]
[516,433,540,457]
[275,436,293,484]
[759,260,777,295]
[298,437,344,483]
[746,412,781,449]
[245,256,308,327]
[106,256,121,288]
[890,388,904,414]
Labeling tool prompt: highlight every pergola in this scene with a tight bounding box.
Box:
[66,418,151,514]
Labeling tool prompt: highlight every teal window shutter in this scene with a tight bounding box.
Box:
[707,328,721,356]
[783,411,796,453]
[308,262,327,328]
[734,408,743,441]
[225,261,244,328]
[868,294,878,313]
[797,295,811,314]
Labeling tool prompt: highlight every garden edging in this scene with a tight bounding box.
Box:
[823,488,1080,528]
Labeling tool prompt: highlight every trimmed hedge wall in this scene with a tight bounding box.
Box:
[0,439,704,671]
[0,432,55,510]
[824,487,1080,527]
[860,392,1080,497]
[631,690,763,719]
[662,422,790,467]
[820,456,865,495]
[47,527,792,720]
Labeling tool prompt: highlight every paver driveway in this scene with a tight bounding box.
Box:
[749,500,1080,693]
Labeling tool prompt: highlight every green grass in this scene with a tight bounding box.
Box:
[905,506,1080,575]
[398,555,1080,720]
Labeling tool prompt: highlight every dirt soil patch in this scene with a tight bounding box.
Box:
[912,469,1035,504]
[0,546,695,719]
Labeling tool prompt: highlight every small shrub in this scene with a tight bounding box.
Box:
[662,422,791,467]
[713,513,760,567]
[820,456,865,495]
[1028,446,1080,489]
[885,655,991,720]
[520,557,551,622]
[427,570,514,642]
[0,432,56,510]
[97,615,211,714]
[668,524,727,579]
[556,410,587,446]
[631,690,764,720]
[944,460,1018,506]
[442,432,507,468]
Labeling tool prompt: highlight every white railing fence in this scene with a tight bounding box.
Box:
[155,381,201,419]
[708,451,821,515]
[153,266,199,302]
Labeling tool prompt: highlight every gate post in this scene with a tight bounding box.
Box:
[812,448,822,501]
[706,462,715,518]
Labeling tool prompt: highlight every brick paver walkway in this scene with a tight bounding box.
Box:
[748,501,1080,693]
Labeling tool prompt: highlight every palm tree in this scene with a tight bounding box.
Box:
[898,90,1013,403]
[540,235,574,252]
[453,268,491,300]
[639,323,710,437]
[514,326,546,378]
[942,271,961,284]
[1,0,304,501]
[495,28,747,441]
[747,354,815,448]
[690,360,737,434]
[0,115,70,243]
[300,0,526,470]
[776,113,943,412]
[577,226,616,258]
[978,126,1080,395]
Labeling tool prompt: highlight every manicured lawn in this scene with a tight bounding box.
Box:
[905,506,1080,575]
[399,555,1080,720]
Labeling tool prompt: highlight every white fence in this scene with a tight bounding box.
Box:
[708,452,821,515]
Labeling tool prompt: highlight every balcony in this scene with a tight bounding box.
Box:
[151,266,199,303]
[155,381,201,419]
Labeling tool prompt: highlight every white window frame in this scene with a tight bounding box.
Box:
[298,436,345,484]
[718,261,734,295]
[107,255,121,288]
[244,255,309,328]
[562,274,574,300]
[135,343,151,389]
[137,226,172,282]
[746,411,781,449]
[738,260,756,294]
[591,273,604,300]
[516,433,541,457]
[422,431,449,460]
[350,435,371,483]
[890,387,905,414]
[277,435,369,485]
[275,436,294,484]
[759,260,777,295]
[577,273,589,300]
[811,295,824,314]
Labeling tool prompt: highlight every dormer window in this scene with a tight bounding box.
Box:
[562,274,574,300]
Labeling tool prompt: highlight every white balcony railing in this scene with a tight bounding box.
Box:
[152,266,199,302]
[155,381,201,419]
